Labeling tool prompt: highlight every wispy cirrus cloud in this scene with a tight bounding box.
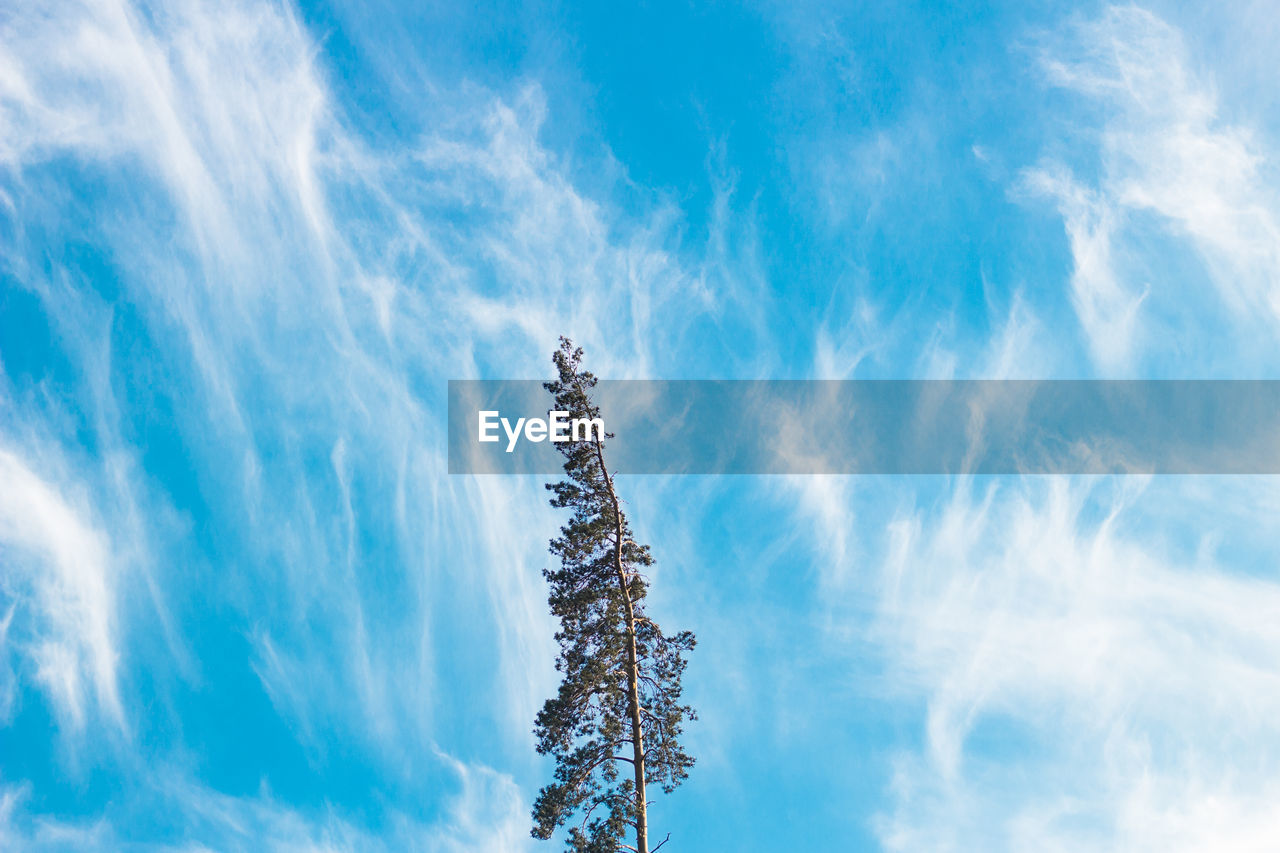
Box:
[0,446,121,731]
[761,10,1280,849]
[11,0,1280,849]
[0,756,527,852]
[1023,5,1280,374]
[871,476,1280,852]
[0,0,769,844]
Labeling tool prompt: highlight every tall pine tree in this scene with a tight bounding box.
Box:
[532,338,696,853]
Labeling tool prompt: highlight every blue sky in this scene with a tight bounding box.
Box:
[3,1,1280,850]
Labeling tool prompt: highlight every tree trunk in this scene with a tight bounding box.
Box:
[595,440,648,853]
[620,566,648,853]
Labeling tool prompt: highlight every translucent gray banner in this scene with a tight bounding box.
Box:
[447,380,1280,475]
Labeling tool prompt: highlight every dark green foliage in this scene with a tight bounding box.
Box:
[532,338,696,853]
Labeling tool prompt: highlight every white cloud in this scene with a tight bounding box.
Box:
[1021,165,1147,372]
[0,1,770,846]
[1025,5,1280,371]
[0,756,530,853]
[0,446,122,730]
[869,476,1280,851]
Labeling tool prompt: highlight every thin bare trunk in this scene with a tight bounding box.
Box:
[593,437,648,853]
